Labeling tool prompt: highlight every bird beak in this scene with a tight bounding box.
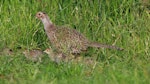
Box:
[35,13,40,19]
[43,50,48,53]
[35,15,39,19]
[43,50,46,53]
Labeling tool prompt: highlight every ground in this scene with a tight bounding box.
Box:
[0,0,150,84]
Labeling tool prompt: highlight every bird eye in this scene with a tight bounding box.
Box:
[9,49,13,51]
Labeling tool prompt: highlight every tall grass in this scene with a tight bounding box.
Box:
[0,0,150,84]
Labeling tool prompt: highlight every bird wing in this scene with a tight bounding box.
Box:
[53,27,89,54]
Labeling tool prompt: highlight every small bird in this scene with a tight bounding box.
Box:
[23,49,44,62]
[0,47,13,56]
[36,12,123,56]
[44,48,60,62]
[44,48,73,63]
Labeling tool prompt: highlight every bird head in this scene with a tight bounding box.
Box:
[36,11,52,25]
[44,48,52,54]
[36,11,46,20]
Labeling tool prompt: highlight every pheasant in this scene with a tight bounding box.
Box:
[0,47,13,56]
[36,12,123,55]
[23,49,44,62]
[44,48,66,63]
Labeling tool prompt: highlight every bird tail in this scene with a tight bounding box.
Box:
[89,42,124,51]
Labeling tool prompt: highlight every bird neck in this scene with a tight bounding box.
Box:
[41,16,56,31]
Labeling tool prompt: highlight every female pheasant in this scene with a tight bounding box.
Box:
[36,12,123,55]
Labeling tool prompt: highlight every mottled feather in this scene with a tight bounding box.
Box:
[36,12,123,56]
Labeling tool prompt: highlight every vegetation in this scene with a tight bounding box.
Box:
[0,0,150,84]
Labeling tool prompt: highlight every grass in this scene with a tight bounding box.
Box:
[0,0,150,84]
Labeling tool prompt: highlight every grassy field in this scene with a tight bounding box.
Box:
[0,0,150,84]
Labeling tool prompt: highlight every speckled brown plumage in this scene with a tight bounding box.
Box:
[23,49,43,62]
[44,48,73,63]
[36,12,123,55]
